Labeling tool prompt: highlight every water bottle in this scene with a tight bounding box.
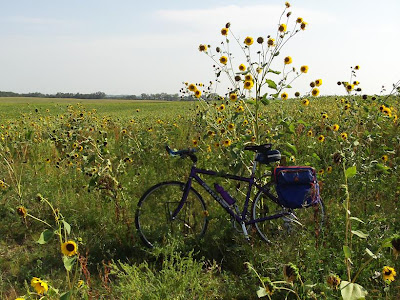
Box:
[214,183,236,206]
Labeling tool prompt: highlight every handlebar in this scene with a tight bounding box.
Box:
[165,145,198,163]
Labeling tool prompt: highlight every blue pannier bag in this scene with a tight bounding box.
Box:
[274,166,320,209]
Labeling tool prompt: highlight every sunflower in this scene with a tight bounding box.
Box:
[354,65,360,70]
[16,206,27,218]
[267,38,275,47]
[284,56,292,65]
[236,106,244,113]
[244,74,253,81]
[221,27,229,36]
[382,266,396,283]
[244,80,254,90]
[198,44,207,52]
[318,135,325,142]
[318,169,324,176]
[279,24,287,32]
[346,84,354,92]
[216,118,223,124]
[239,64,246,71]
[300,21,307,30]
[219,56,228,65]
[326,166,333,173]
[219,104,225,111]
[392,238,400,258]
[243,120,249,125]
[381,154,388,162]
[283,263,299,283]
[31,277,48,295]
[344,104,351,110]
[332,124,339,131]
[353,81,359,85]
[223,139,232,147]
[194,90,201,98]
[300,65,309,73]
[312,88,320,97]
[327,274,341,289]
[257,37,264,44]
[244,36,254,46]
[61,240,78,256]
[341,132,348,140]
[281,92,288,100]
[307,130,313,137]
[192,140,198,147]
[315,79,322,86]
[229,93,238,101]
[302,99,310,106]
[214,142,220,148]
[296,17,303,23]
[382,107,392,117]
[251,136,256,142]
[188,84,196,92]
[285,2,290,8]
[228,123,235,131]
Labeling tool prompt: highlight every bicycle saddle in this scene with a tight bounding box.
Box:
[244,144,272,154]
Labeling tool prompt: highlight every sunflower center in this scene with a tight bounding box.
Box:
[66,243,75,252]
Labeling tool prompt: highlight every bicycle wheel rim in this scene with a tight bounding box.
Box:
[252,185,325,243]
[135,181,208,248]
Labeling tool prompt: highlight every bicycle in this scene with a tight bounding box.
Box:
[135,144,325,248]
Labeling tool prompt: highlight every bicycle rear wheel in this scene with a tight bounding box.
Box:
[252,183,325,243]
[135,181,208,248]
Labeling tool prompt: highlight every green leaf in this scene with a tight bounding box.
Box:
[261,93,270,105]
[268,69,281,75]
[63,256,77,272]
[273,51,280,56]
[351,230,369,239]
[285,85,292,88]
[312,153,321,161]
[343,245,351,259]
[350,217,365,224]
[345,166,357,178]
[265,79,277,90]
[365,248,377,259]
[271,93,279,99]
[286,142,298,155]
[62,220,71,235]
[60,291,71,300]
[340,281,368,300]
[37,229,54,244]
[256,286,267,298]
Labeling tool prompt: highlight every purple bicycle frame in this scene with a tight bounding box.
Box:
[171,165,291,225]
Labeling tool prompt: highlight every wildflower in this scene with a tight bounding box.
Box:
[354,65,360,70]
[219,104,225,111]
[61,240,78,256]
[31,277,48,295]
[198,44,207,52]
[392,238,400,258]
[344,104,351,110]
[192,140,198,147]
[302,99,310,106]
[214,142,220,148]
[393,114,398,122]
[382,107,392,117]
[256,67,262,74]
[263,277,275,295]
[322,113,328,120]
[332,124,339,131]
[346,84,354,92]
[136,109,140,112]
[223,139,232,147]
[77,280,85,288]
[318,135,325,142]
[244,36,254,46]
[300,65,308,73]
[381,154,388,162]
[341,132,348,140]
[257,37,264,44]
[267,38,275,47]
[45,158,51,163]
[300,21,307,30]
[188,84,196,92]
[281,92,288,100]
[221,27,229,36]
[279,24,287,32]
[228,123,235,131]
[284,56,292,64]
[220,56,228,65]
[296,17,303,23]
[326,166,333,173]
[307,130,313,137]
[327,274,341,289]
[315,79,322,86]
[244,74,253,81]
[283,263,300,283]
[318,169,324,176]
[239,64,246,71]
[312,88,320,97]
[235,75,241,81]
[216,118,223,125]
[244,80,254,90]
[382,266,396,283]
[285,2,290,8]
[243,120,249,125]
[333,152,343,164]
[295,92,300,97]
[236,106,244,113]
[310,82,316,88]
[194,90,202,98]
[353,81,359,85]
[17,206,27,218]
[251,136,256,142]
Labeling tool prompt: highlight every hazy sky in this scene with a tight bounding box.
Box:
[0,0,399,96]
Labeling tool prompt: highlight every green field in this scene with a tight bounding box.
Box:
[0,96,399,299]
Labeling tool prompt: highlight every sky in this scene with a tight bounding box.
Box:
[0,0,399,97]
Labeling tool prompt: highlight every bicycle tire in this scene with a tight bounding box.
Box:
[135,181,209,248]
[252,183,325,243]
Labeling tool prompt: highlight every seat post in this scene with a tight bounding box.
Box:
[251,154,258,177]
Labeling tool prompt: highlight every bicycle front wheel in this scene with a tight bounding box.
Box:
[135,181,208,248]
[252,183,325,243]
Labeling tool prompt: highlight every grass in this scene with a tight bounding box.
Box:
[0,96,399,299]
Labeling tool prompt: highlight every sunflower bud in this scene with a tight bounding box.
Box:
[283,263,300,283]
[257,37,264,44]
[225,22,231,28]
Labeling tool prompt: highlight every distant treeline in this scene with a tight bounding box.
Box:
[0,91,189,101]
